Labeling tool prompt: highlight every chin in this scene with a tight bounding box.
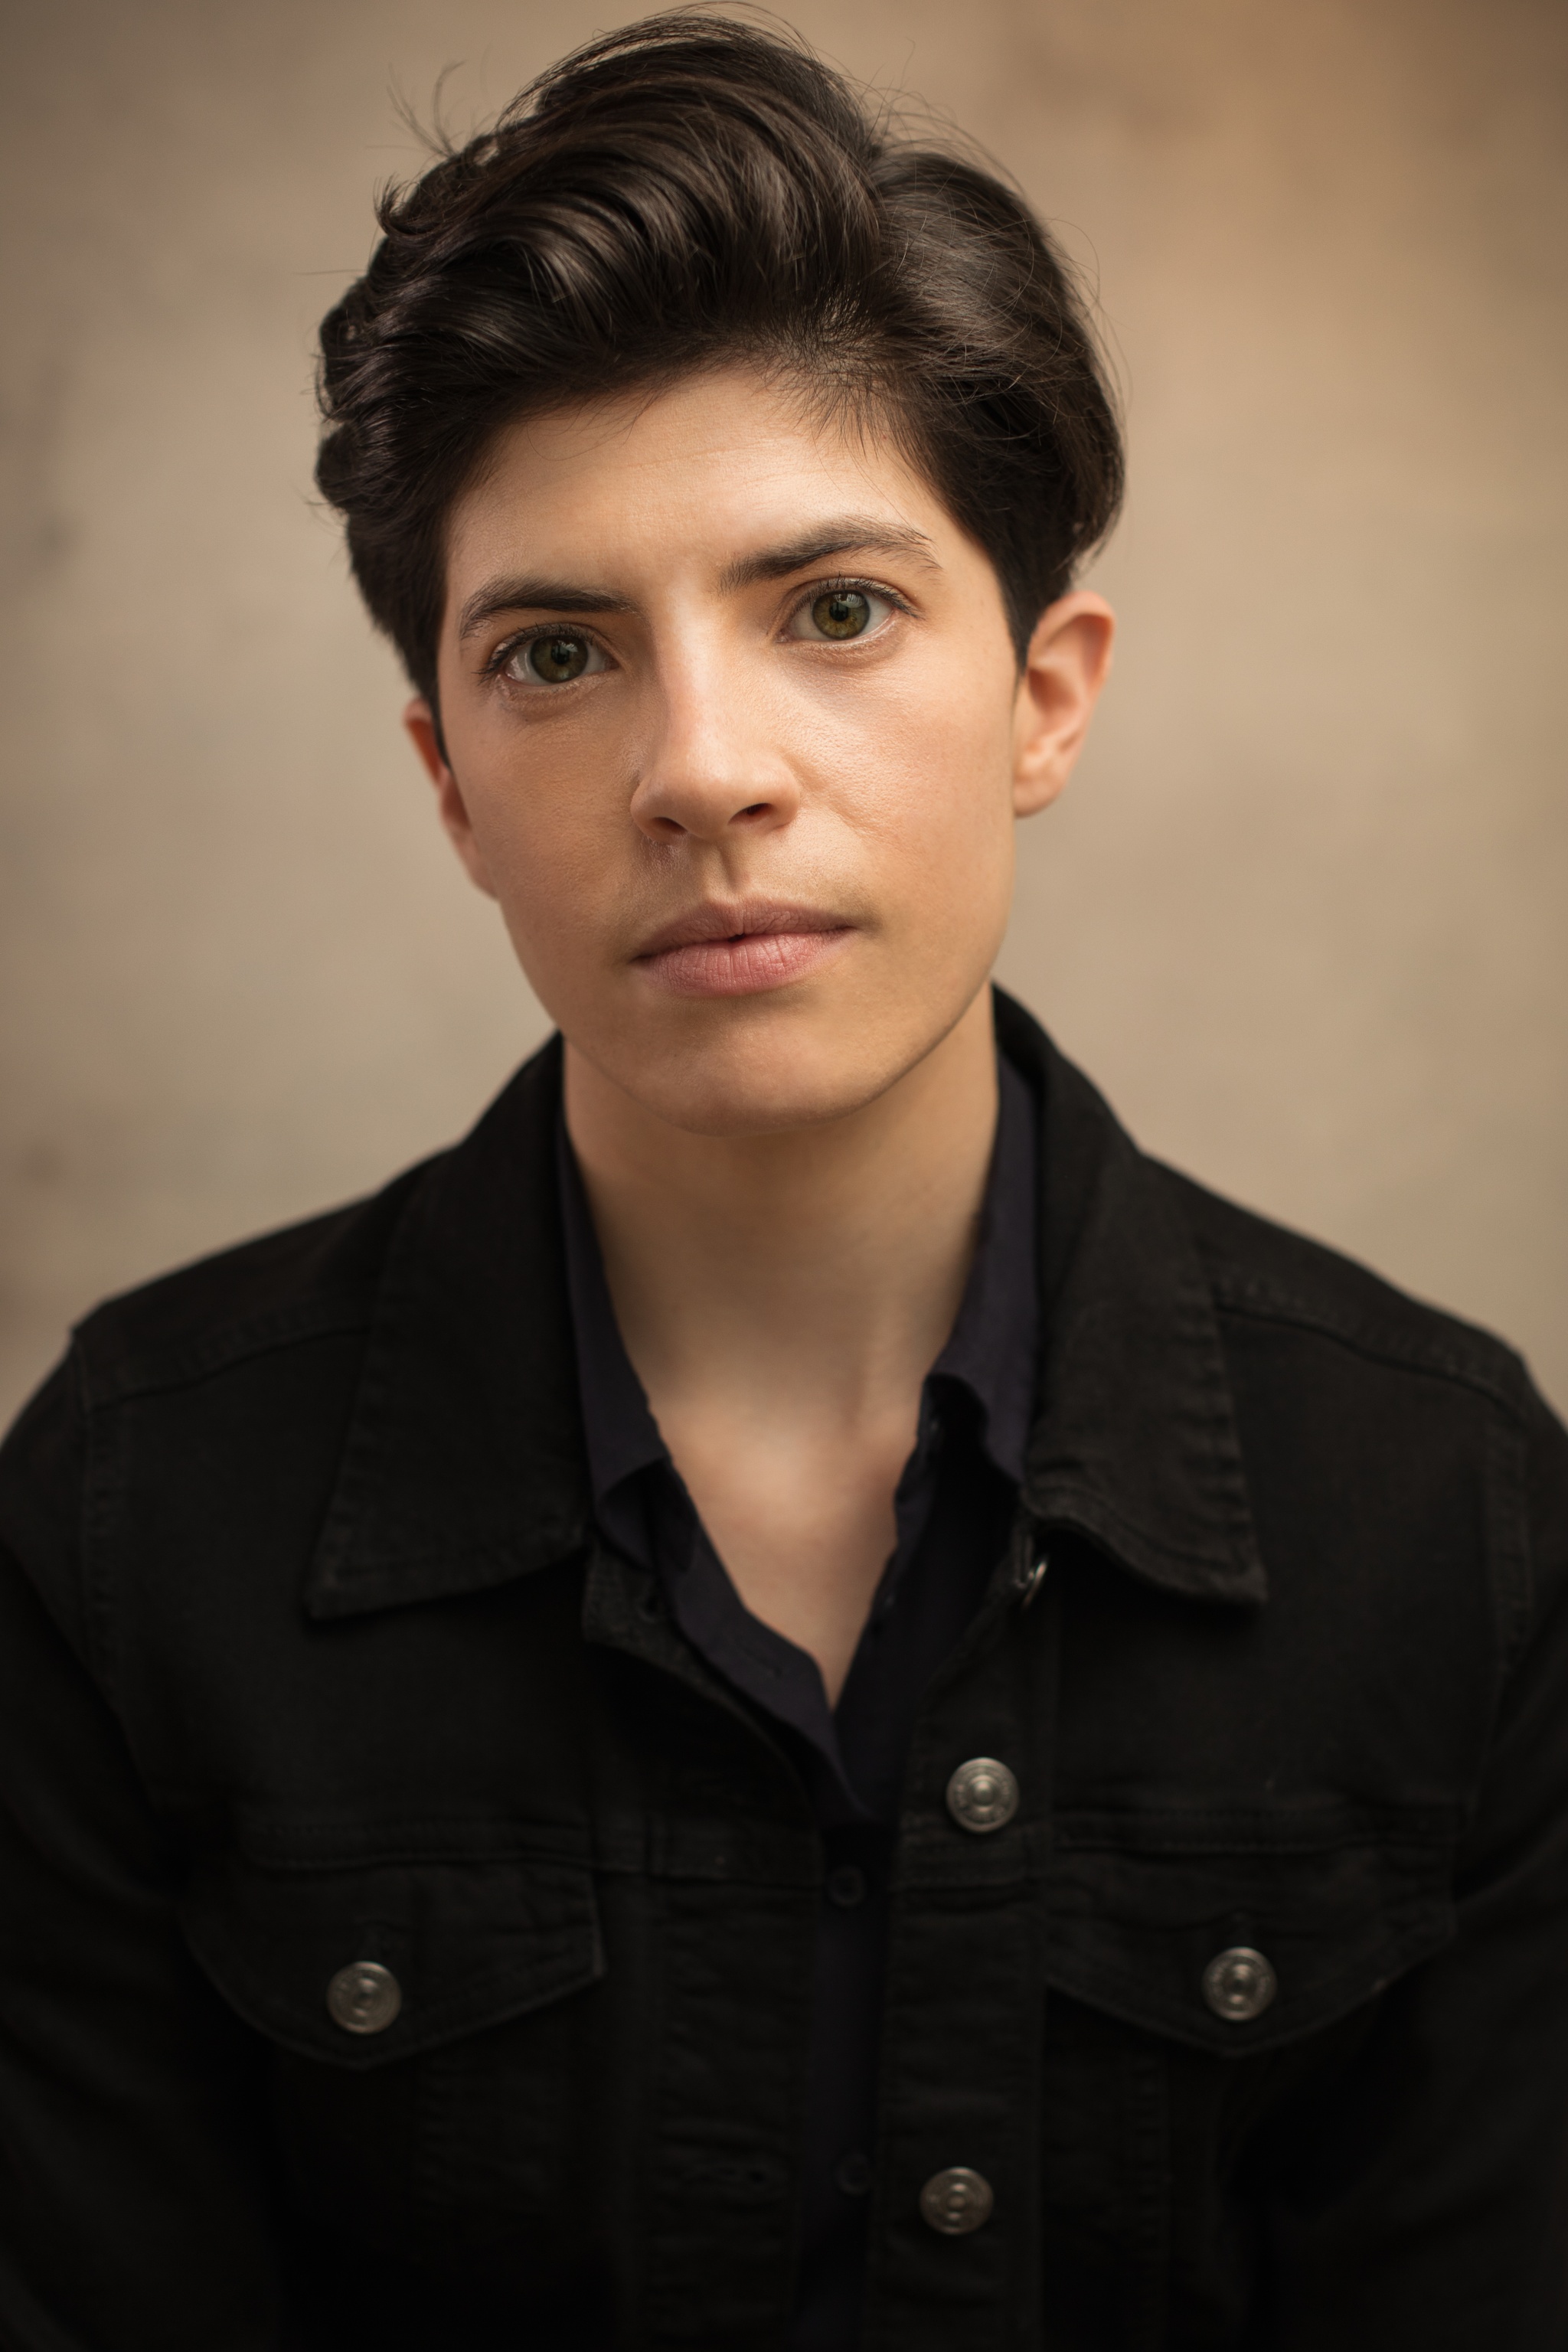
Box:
[624,1055,895,1140]
[597,1007,920,1139]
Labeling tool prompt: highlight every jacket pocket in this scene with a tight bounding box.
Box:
[1044,1805,1458,2056]
[178,1831,604,2069]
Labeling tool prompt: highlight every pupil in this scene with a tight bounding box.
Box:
[528,635,587,681]
[814,590,869,639]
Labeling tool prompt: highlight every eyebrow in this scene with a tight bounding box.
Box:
[456,580,626,641]
[454,518,940,642]
[715,519,939,594]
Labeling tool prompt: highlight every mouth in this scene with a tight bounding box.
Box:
[631,900,855,998]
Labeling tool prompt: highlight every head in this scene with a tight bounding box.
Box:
[315,13,1122,1135]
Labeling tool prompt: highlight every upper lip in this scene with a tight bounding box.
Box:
[632,900,850,959]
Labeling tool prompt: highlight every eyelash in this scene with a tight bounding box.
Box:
[482,576,913,684]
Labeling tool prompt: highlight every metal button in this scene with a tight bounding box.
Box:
[1202,1945,1277,2023]
[920,2166,995,2235]
[826,1863,867,1908]
[834,2151,874,2197]
[945,1757,1019,1834]
[326,1960,402,2035]
[1017,1552,1050,1608]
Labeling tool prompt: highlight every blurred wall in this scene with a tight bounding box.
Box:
[2,0,1565,1419]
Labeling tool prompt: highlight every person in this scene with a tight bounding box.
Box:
[1,14,1564,2348]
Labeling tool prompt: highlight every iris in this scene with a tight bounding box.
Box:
[809,590,870,639]
[528,633,592,681]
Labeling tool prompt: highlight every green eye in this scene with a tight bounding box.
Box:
[808,590,871,639]
[525,633,592,683]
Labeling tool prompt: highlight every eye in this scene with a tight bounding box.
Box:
[501,630,608,685]
[787,586,894,643]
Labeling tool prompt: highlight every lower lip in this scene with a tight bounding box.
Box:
[635,926,853,998]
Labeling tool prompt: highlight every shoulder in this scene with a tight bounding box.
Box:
[1152,1158,1537,1426]
[1001,983,1541,1428]
[1149,1161,1568,1701]
[59,1037,564,1413]
[64,1155,440,1411]
[0,1154,459,1677]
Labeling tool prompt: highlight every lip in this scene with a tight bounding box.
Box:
[632,900,855,998]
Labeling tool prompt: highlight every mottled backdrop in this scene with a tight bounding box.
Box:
[2,0,1564,1418]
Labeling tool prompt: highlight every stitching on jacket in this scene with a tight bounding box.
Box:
[1206,1272,1526,1418]
[77,1295,374,1409]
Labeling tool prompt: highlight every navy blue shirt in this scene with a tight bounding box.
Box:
[558,1050,1039,2349]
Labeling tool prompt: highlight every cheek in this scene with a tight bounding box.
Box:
[808,662,1018,900]
[452,731,635,998]
[474,779,607,895]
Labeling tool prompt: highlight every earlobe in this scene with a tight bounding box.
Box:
[402,697,499,900]
[1011,592,1116,818]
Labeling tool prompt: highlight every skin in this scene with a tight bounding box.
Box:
[407,364,1113,1702]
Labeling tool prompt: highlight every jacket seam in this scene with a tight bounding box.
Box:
[1480,1406,1537,1718]
[76,1296,375,1410]
[1051,1809,1462,1851]
[1207,1276,1525,1419]
[79,1349,123,1703]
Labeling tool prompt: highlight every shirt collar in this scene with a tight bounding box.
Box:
[555,1125,664,1509]
[557,1044,1040,1535]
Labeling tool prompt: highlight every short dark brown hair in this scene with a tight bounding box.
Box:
[315,11,1123,706]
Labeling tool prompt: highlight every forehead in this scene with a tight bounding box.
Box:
[442,365,954,597]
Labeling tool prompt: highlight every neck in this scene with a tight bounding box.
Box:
[562,988,1000,1428]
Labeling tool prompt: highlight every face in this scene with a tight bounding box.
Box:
[410,365,1112,1135]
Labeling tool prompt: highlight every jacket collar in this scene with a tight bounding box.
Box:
[306,1036,593,1619]
[305,993,1265,1620]
[994,991,1265,1605]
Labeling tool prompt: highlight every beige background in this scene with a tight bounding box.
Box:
[2,0,1564,1423]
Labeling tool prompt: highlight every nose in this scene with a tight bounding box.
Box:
[629,655,800,844]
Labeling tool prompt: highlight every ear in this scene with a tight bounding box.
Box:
[403,698,498,900]
[1011,591,1116,818]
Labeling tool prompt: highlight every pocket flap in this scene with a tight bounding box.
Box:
[181,1847,604,2069]
[1045,1811,1456,2056]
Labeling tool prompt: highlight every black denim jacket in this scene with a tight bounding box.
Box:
[2,992,1566,2350]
